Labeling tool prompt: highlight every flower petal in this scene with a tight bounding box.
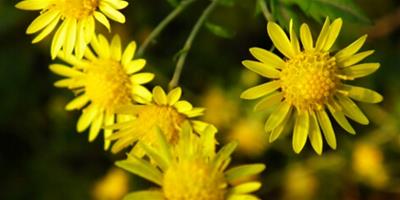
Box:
[327,101,355,134]
[315,17,331,51]
[267,22,295,58]
[240,81,281,100]
[94,11,111,31]
[254,92,283,111]
[89,113,104,142]
[125,59,146,74]
[242,60,280,78]
[249,47,285,69]
[340,84,383,103]
[316,109,336,150]
[322,18,342,51]
[336,94,369,125]
[309,111,323,155]
[167,87,182,105]
[130,73,154,84]
[152,86,168,105]
[77,105,99,132]
[26,9,60,34]
[335,34,368,62]
[300,23,314,51]
[111,34,122,61]
[293,110,309,154]
[65,94,90,110]
[99,2,126,23]
[339,50,374,67]
[122,41,137,66]
[342,63,380,79]
[265,101,292,132]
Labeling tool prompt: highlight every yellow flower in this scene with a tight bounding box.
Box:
[241,17,383,154]
[116,122,265,200]
[15,0,128,59]
[109,86,211,154]
[50,34,154,149]
[92,168,129,200]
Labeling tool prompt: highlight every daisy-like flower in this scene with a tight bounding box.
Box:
[50,34,154,149]
[15,0,128,59]
[116,122,265,200]
[108,86,210,154]
[241,17,383,154]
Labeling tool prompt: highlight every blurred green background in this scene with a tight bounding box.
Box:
[1,0,400,199]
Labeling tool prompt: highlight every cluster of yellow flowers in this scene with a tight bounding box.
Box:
[16,0,382,199]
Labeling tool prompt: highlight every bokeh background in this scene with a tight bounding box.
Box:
[1,0,400,199]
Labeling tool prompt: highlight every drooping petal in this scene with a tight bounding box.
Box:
[335,94,369,125]
[240,81,281,100]
[269,111,290,142]
[94,11,111,31]
[267,22,295,58]
[77,105,99,132]
[309,111,323,155]
[99,2,126,23]
[32,14,60,43]
[89,113,104,142]
[264,101,292,132]
[316,109,337,150]
[327,101,356,134]
[51,20,69,59]
[26,9,60,34]
[292,110,309,154]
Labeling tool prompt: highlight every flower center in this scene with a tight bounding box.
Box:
[163,160,227,200]
[85,59,132,111]
[280,51,339,110]
[53,0,98,19]
[135,105,186,144]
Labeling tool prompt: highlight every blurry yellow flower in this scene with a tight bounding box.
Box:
[92,168,129,200]
[283,164,317,200]
[241,17,382,154]
[353,142,388,188]
[228,119,268,157]
[201,87,238,128]
[16,0,128,59]
[50,34,153,149]
[109,86,211,154]
[116,122,265,200]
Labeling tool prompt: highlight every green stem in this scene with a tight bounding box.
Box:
[169,0,220,89]
[137,0,196,57]
[257,0,274,22]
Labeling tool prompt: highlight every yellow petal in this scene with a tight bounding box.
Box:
[174,100,193,113]
[249,47,285,69]
[125,59,146,74]
[340,50,374,67]
[51,20,68,59]
[132,85,152,103]
[84,16,95,43]
[267,22,295,58]
[254,92,283,111]
[103,0,129,9]
[152,86,167,105]
[300,23,314,51]
[327,101,355,134]
[94,11,111,31]
[111,34,122,61]
[26,9,60,34]
[341,84,383,103]
[335,35,368,61]
[316,109,336,150]
[242,60,280,78]
[122,41,137,66]
[64,18,77,55]
[289,19,301,54]
[309,111,323,155]
[77,105,99,132]
[130,73,154,84]
[103,113,115,150]
[15,0,49,10]
[315,17,331,51]
[342,63,380,79]
[240,81,281,100]
[65,95,90,110]
[89,113,104,142]
[49,64,82,77]
[75,20,87,58]
[97,34,110,58]
[167,87,182,105]
[322,18,342,51]
[293,110,309,154]
[336,95,369,125]
[269,112,290,142]
[32,15,60,43]
[99,2,126,23]
[265,101,292,132]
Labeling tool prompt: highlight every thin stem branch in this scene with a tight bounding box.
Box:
[257,0,274,22]
[169,0,220,89]
[137,0,196,57]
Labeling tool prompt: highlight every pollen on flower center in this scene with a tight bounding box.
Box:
[280,51,339,110]
[85,59,132,111]
[54,0,98,19]
[135,105,186,144]
[163,160,227,200]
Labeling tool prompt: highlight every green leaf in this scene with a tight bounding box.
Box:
[205,22,235,39]
[166,0,179,7]
[281,0,371,24]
